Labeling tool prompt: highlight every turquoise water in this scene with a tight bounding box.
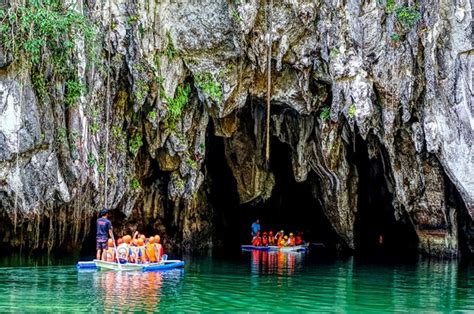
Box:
[0,250,473,312]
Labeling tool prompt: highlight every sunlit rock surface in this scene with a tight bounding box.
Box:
[0,0,472,256]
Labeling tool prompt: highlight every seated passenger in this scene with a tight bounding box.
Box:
[262,232,268,246]
[288,233,296,246]
[136,238,146,264]
[268,231,275,245]
[252,231,261,246]
[102,238,116,262]
[276,231,284,247]
[117,235,130,263]
[154,235,163,261]
[295,232,303,245]
[280,236,288,247]
[146,236,158,263]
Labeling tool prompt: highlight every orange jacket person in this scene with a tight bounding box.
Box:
[252,231,261,246]
[154,235,163,260]
[268,231,275,245]
[288,233,296,246]
[146,236,158,263]
[102,239,116,262]
[295,232,303,245]
[262,232,268,246]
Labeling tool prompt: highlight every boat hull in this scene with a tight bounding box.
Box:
[76,260,185,272]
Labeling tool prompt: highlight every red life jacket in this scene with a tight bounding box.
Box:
[295,236,303,245]
[252,236,261,246]
[262,236,268,246]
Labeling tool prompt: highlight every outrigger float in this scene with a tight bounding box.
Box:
[76,259,185,271]
[241,244,310,252]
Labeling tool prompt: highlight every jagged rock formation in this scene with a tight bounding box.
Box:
[0,0,472,256]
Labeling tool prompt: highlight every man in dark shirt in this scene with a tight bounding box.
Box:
[96,208,113,260]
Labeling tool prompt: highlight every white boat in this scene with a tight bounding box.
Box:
[268,244,309,252]
[94,259,145,271]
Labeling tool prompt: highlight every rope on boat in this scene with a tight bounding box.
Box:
[265,0,273,164]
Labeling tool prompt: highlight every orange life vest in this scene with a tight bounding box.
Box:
[252,236,261,246]
[103,247,115,262]
[146,243,157,263]
[289,237,296,246]
[262,236,268,246]
[295,236,302,245]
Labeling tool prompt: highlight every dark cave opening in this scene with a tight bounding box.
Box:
[350,134,419,256]
[206,117,340,250]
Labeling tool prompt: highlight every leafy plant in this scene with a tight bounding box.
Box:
[87,153,96,167]
[0,1,97,101]
[348,104,357,118]
[195,72,222,102]
[134,79,149,103]
[386,0,395,13]
[395,6,421,28]
[329,47,340,59]
[232,10,241,22]
[148,111,157,120]
[90,122,100,135]
[65,80,85,107]
[164,31,177,59]
[128,133,143,157]
[186,158,198,169]
[56,127,67,143]
[97,163,105,173]
[112,126,122,139]
[391,33,401,42]
[320,107,331,121]
[165,84,191,122]
[130,178,141,190]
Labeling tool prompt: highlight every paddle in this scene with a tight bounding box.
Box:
[110,232,122,271]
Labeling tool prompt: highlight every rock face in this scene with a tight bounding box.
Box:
[0,0,472,256]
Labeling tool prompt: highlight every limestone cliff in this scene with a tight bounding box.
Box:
[0,0,472,256]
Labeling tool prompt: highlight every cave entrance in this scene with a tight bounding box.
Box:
[351,134,418,257]
[206,121,339,249]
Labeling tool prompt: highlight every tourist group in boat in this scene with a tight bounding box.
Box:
[250,219,304,247]
[96,208,164,264]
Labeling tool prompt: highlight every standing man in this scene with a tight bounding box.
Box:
[251,219,261,238]
[96,208,113,260]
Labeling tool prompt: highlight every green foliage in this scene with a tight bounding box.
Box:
[232,10,241,22]
[90,122,100,135]
[329,47,340,59]
[128,15,139,25]
[112,126,122,139]
[128,133,143,157]
[391,33,401,42]
[32,73,47,100]
[385,0,395,13]
[56,127,67,143]
[65,80,85,107]
[1,1,97,102]
[320,107,331,121]
[134,79,149,103]
[165,84,191,122]
[148,111,157,120]
[348,104,357,119]
[87,153,96,167]
[130,178,141,190]
[186,158,198,169]
[395,6,421,28]
[97,163,105,173]
[164,31,177,59]
[194,73,222,102]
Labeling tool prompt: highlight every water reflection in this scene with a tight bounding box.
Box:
[249,250,304,275]
[91,269,184,311]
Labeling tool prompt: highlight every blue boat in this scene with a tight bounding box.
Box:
[76,260,185,271]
